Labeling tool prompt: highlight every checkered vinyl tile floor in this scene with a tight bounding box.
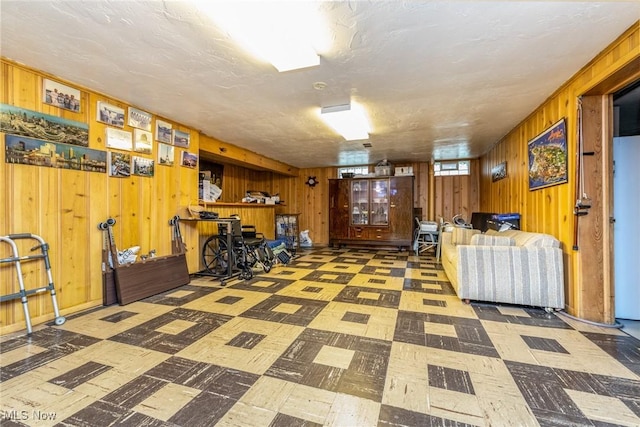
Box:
[1,248,639,426]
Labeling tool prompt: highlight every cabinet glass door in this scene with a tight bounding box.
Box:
[350,180,369,225]
[370,179,389,225]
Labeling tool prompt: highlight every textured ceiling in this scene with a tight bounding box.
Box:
[1,1,638,169]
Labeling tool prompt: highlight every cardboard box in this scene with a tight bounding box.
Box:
[375,166,394,176]
[395,166,413,176]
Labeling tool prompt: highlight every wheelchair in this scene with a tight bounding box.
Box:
[201,219,275,280]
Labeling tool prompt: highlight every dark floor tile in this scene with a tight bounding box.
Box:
[394,311,499,357]
[333,286,401,309]
[57,400,130,427]
[100,310,138,323]
[226,331,266,349]
[420,271,438,277]
[342,311,371,324]
[423,298,446,307]
[240,295,328,326]
[229,277,295,293]
[473,305,570,329]
[582,331,640,376]
[506,361,586,417]
[300,270,356,284]
[1,336,101,382]
[269,413,322,427]
[402,279,456,295]
[428,365,475,394]
[522,335,569,354]
[143,284,219,306]
[284,261,325,270]
[359,265,405,277]
[266,329,390,401]
[109,308,232,354]
[112,412,168,426]
[168,391,236,427]
[144,356,259,398]
[373,254,408,261]
[217,295,243,305]
[532,407,594,427]
[49,361,112,389]
[102,375,167,409]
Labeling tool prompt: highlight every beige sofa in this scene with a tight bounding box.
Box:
[440,227,565,309]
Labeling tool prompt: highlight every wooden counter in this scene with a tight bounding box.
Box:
[194,202,277,239]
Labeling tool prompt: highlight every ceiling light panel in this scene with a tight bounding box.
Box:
[320,103,371,141]
[194,1,327,72]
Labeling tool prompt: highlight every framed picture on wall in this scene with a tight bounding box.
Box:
[128,107,152,131]
[156,119,172,143]
[97,101,125,128]
[528,118,568,190]
[132,156,154,177]
[181,151,198,168]
[133,129,153,154]
[172,129,190,148]
[491,161,507,182]
[157,143,174,166]
[108,151,131,177]
[42,78,81,112]
[105,127,132,151]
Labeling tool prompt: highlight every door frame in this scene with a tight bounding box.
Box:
[580,58,640,323]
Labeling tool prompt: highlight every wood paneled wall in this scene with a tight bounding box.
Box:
[0,60,202,334]
[432,159,480,223]
[479,22,639,323]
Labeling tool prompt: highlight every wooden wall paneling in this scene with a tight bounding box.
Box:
[478,22,639,322]
[88,169,108,303]
[1,59,207,334]
[414,162,429,220]
[59,169,91,307]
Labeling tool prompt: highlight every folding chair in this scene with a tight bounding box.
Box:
[414,217,439,255]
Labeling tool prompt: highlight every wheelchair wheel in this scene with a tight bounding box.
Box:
[202,235,229,273]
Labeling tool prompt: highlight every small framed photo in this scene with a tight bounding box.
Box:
[181,151,198,168]
[172,129,190,148]
[491,161,507,182]
[132,156,154,177]
[133,129,153,154]
[157,143,174,166]
[105,128,132,151]
[43,78,81,112]
[97,101,125,128]
[128,107,152,131]
[156,119,172,143]
[108,151,131,177]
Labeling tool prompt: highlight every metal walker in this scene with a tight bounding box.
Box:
[0,234,65,335]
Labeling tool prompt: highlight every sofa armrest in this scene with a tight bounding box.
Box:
[456,245,564,308]
[470,234,515,246]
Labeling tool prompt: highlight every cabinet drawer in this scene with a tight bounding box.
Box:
[349,227,370,239]
[371,228,390,240]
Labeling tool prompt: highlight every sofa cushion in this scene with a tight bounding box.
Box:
[470,234,515,246]
[485,229,560,248]
[451,227,480,245]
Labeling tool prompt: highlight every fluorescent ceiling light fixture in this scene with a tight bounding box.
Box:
[320,103,371,141]
[193,1,326,72]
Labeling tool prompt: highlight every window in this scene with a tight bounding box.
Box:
[338,166,369,176]
[433,160,470,176]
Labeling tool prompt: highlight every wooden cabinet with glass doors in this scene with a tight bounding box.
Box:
[329,176,414,250]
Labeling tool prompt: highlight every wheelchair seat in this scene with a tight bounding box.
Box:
[241,225,264,247]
